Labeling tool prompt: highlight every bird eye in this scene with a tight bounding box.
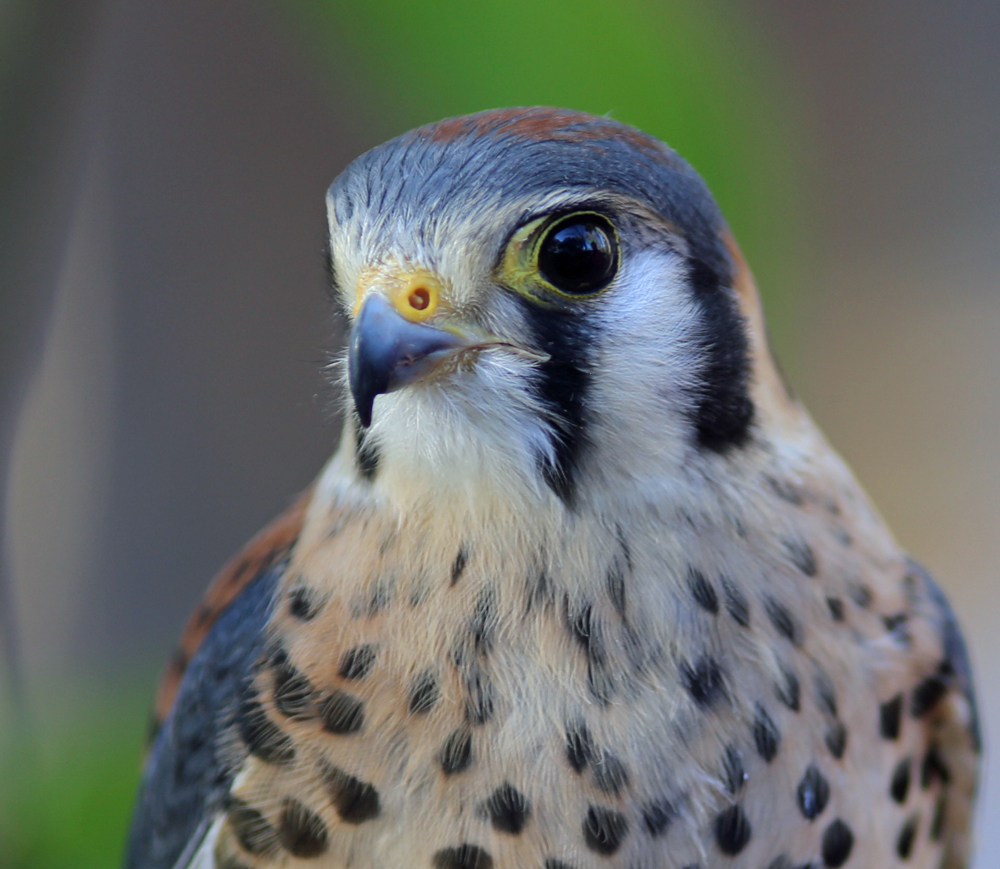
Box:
[536,213,618,295]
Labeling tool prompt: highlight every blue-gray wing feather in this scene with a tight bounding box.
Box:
[122,564,281,869]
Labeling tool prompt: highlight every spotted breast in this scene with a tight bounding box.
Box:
[123,107,979,869]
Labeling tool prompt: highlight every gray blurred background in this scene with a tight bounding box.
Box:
[1,1,997,865]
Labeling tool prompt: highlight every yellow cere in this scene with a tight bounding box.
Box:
[354,267,443,322]
[391,272,441,323]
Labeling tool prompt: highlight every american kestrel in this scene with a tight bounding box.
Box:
[124,108,980,869]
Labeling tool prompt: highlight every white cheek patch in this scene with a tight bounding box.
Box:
[366,348,559,507]
[585,248,707,483]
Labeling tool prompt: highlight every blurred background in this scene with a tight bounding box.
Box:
[0,1,997,865]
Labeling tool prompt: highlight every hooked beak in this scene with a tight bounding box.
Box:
[348,294,470,427]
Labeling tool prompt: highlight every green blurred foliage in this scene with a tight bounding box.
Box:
[282,0,810,352]
[0,678,151,868]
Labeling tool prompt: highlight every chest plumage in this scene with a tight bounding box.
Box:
[123,108,979,869]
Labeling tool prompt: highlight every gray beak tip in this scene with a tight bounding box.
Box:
[347,295,465,427]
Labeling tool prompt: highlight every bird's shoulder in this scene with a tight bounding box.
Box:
[124,489,312,869]
[149,488,312,737]
[905,558,981,869]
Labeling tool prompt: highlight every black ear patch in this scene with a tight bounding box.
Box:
[519,300,593,507]
[685,256,754,452]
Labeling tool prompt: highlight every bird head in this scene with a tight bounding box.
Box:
[326,108,797,514]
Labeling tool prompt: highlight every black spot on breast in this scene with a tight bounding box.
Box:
[288,586,323,621]
[825,721,847,759]
[265,640,288,668]
[763,857,794,869]
[363,578,394,616]
[797,765,830,820]
[764,596,800,644]
[354,418,380,481]
[721,577,750,627]
[277,799,329,857]
[821,819,853,867]
[440,729,473,775]
[880,694,903,739]
[318,690,365,734]
[544,860,575,869]
[930,795,947,841]
[910,675,948,718]
[470,588,496,654]
[237,696,295,764]
[684,256,754,453]
[826,597,845,622]
[583,806,629,855]
[884,613,912,645]
[766,476,804,506]
[883,612,908,632]
[784,539,817,577]
[565,599,614,705]
[848,584,872,608]
[896,815,919,860]
[273,662,316,720]
[814,671,838,718]
[464,663,495,725]
[566,601,600,657]
[519,299,592,507]
[776,663,801,712]
[227,799,279,856]
[688,567,719,614]
[642,798,675,837]
[432,844,494,869]
[680,656,726,707]
[714,804,751,855]
[921,744,951,788]
[592,750,630,795]
[322,764,381,823]
[753,703,780,762]
[480,782,531,834]
[566,721,594,773]
[615,525,633,568]
[409,670,440,714]
[339,645,377,680]
[723,745,746,794]
[525,568,553,612]
[586,664,615,705]
[890,757,911,803]
[451,547,468,585]
[606,562,627,615]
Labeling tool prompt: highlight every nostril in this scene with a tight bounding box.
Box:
[408,287,431,311]
[386,271,441,322]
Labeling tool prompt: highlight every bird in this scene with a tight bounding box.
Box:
[123,107,980,869]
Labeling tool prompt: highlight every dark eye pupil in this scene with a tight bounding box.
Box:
[538,215,617,294]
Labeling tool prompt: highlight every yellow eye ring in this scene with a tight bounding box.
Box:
[498,210,620,302]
